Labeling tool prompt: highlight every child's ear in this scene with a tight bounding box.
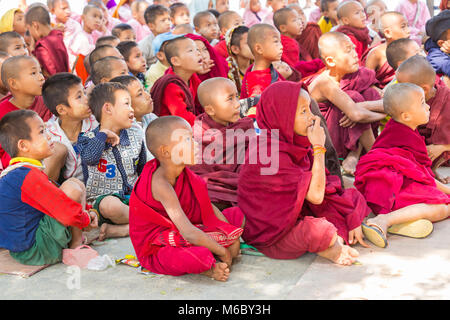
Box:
[437,39,444,48]
[160,144,171,159]
[254,43,263,55]
[204,104,215,116]
[400,111,411,123]
[383,27,392,40]
[230,44,240,56]
[102,102,114,116]
[341,17,349,25]
[171,56,181,67]
[55,104,69,116]
[324,56,336,68]
[156,51,165,61]
[17,138,31,155]
[279,24,288,34]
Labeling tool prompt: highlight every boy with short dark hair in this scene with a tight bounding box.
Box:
[193,11,220,45]
[139,4,172,67]
[150,36,204,126]
[0,31,29,57]
[90,56,129,85]
[43,73,98,182]
[0,109,98,265]
[76,82,147,240]
[116,41,147,87]
[214,10,244,58]
[386,38,423,71]
[25,5,69,77]
[95,35,120,48]
[111,23,136,42]
[317,0,339,33]
[169,2,191,26]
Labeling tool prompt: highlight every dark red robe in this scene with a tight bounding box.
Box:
[355,119,450,215]
[33,29,70,77]
[237,81,370,258]
[361,41,396,89]
[336,25,372,63]
[296,22,321,60]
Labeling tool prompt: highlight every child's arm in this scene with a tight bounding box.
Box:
[76,129,120,165]
[152,171,231,265]
[435,179,450,195]
[364,48,381,71]
[319,79,386,123]
[305,116,327,205]
[427,144,450,162]
[136,142,147,175]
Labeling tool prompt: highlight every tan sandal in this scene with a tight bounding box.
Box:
[387,219,433,239]
[362,222,388,248]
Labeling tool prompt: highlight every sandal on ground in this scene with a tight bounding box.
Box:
[387,219,433,239]
[240,242,265,257]
[362,222,388,248]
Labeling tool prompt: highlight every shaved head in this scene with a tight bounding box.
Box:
[318,31,352,59]
[337,0,362,20]
[197,77,235,107]
[247,23,278,53]
[380,11,406,30]
[145,116,191,158]
[383,83,424,120]
[396,55,436,88]
[1,55,37,90]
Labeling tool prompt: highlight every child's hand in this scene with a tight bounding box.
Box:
[84,210,99,231]
[100,129,120,146]
[440,40,450,54]
[339,114,356,128]
[273,61,292,79]
[427,144,445,161]
[217,247,232,268]
[201,58,215,74]
[307,116,326,147]
[348,226,370,248]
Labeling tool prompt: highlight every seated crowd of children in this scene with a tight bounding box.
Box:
[0,0,448,282]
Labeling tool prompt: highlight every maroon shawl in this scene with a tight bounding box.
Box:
[190,113,255,205]
[355,119,450,215]
[185,34,229,81]
[296,22,321,60]
[418,83,450,163]
[33,29,69,77]
[361,41,396,89]
[237,81,370,249]
[336,25,372,61]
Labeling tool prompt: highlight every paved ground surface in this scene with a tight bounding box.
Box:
[0,167,449,300]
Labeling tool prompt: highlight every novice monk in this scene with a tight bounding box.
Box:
[0,110,98,265]
[0,56,53,170]
[116,41,147,87]
[306,32,385,175]
[237,81,370,263]
[354,83,450,248]
[363,11,411,89]
[396,56,450,184]
[0,31,29,57]
[150,36,204,126]
[129,116,245,281]
[385,38,423,75]
[25,5,69,77]
[336,1,373,62]
[191,78,255,209]
[214,10,244,58]
[240,23,301,100]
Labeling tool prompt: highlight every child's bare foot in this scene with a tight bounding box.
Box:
[202,262,230,282]
[434,171,450,184]
[228,240,241,259]
[317,236,359,266]
[98,223,129,241]
[342,153,358,176]
[69,227,83,248]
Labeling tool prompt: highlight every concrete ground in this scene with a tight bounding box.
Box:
[0,168,449,300]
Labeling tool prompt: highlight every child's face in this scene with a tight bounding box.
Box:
[6,37,29,56]
[194,40,211,75]
[53,0,72,24]
[22,115,54,160]
[126,46,147,75]
[268,0,287,11]
[232,32,254,60]
[215,0,230,14]
[341,2,367,29]
[386,15,410,40]
[83,7,103,33]
[14,58,45,96]
[149,12,172,35]
[250,0,261,13]
[175,39,204,74]
[222,13,244,35]
[118,29,136,42]
[258,29,283,62]
[281,10,302,37]
[330,38,359,74]
[167,121,197,166]
[105,59,129,82]
[293,89,314,136]
[437,30,450,53]
[206,80,241,126]
[110,89,135,129]
[367,1,387,23]
[127,80,153,121]
[133,3,149,25]
[63,83,92,120]
[402,89,430,127]
[196,14,220,43]
[172,6,191,26]
[324,1,339,23]
[13,11,27,35]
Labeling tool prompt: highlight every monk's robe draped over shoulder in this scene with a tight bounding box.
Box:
[418,82,450,164]
[304,67,380,158]
[296,22,322,61]
[361,41,396,89]
[336,25,372,62]
[190,113,255,206]
[129,159,244,271]
[355,119,450,215]
[237,81,370,252]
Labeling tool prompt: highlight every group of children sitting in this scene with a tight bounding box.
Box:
[0,0,448,282]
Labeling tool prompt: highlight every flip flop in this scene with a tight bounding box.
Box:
[387,219,433,239]
[362,222,388,248]
[240,243,265,257]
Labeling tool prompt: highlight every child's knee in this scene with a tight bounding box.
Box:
[60,178,86,203]
[99,196,128,218]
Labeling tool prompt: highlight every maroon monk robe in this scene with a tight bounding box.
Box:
[361,41,396,89]
[355,119,450,215]
[185,34,229,81]
[237,81,370,259]
[33,29,70,77]
[418,81,450,164]
[304,67,381,159]
[129,159,244,276]
[336,25,372,63]
[190,113,255,207]
[296,22,321,60]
